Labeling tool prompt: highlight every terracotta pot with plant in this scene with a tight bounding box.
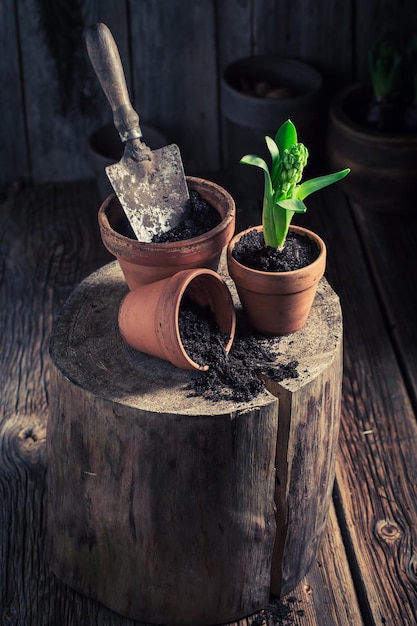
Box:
[327,33,417,214]
[228,119,350,335]
[99,176,236,289]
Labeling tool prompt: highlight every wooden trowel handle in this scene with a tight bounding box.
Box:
[85,23,141,142]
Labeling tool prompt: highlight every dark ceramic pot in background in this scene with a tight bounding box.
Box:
[221,56,323,207]
[327,83,417,214]
[99,176,236,289]
[87,123,168,201]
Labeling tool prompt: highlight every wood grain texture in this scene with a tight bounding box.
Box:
[128,0,219,173]
[265,1,353,88]
[289,502,364,626]
[48,305,278,623]
[300,186,417,625]
[218,269,344,605]
[216,0,253,69]
[350,202,417,405]
[223,264,343,597]
[15,0,130,183]
[0,0,29,187]
[269,329,343,596]
[3,0,417,187]
[47,257,342,622]
[0,180,109,624]
[0,179,364,624]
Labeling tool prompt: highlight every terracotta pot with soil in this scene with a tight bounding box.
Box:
[118,268,236,370]
[99,176,236,289]
[227,225,326,335]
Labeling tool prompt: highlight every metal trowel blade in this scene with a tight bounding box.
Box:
[106,143,189,243]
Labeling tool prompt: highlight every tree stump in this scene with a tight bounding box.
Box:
[47,259,342,625]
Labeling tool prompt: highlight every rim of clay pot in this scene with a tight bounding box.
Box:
[227,225,326,294]
[98,176,236,265]
[329,82,417,144]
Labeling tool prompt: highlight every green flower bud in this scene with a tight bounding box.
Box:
[281,143,309,186]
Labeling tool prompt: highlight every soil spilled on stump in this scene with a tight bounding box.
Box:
[115,190,220,241]
[232,228,319,272]
[179,297,299,403]
[252,594,305,625]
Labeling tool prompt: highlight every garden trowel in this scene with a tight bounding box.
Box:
[85,23,189,242]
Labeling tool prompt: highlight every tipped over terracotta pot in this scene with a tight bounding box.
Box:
[99,176,236,289]
[227,225,326,335]
[118,268,236,371]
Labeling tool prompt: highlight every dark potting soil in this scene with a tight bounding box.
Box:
[115,190,221,241]
[232,229,319,272]
[251,594,305,625]
[178,297,299,403]
[179,295,229,368]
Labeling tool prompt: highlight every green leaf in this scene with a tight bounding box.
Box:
[265,136,282,190]
[263,194,277,247]
[369,38,403,100]
[240,154,270,174]
[272,204,293,249]
[275,198,308,214]
[271,197,307,248]
[274,119,297,152]
[240,152,277,245]
[296,169,350,200]
[265,135,279,162]
[261,170,276,248]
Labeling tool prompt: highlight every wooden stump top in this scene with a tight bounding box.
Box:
[50,259,342,415]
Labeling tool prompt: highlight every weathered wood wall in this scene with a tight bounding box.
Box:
[1,0,416,188]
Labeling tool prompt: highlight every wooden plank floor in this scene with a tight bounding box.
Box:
[303,189,417,626]
[0,177,416,624]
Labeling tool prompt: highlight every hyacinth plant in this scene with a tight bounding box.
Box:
[240,119,350,250]
[368,37,403,104]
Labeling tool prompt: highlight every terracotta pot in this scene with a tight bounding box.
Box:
[327,82,417,214]
[221,56,323,202]
[99,176,236,289]
[87,123,167,201]
[227,225,326,335]
[118,268,236,371]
